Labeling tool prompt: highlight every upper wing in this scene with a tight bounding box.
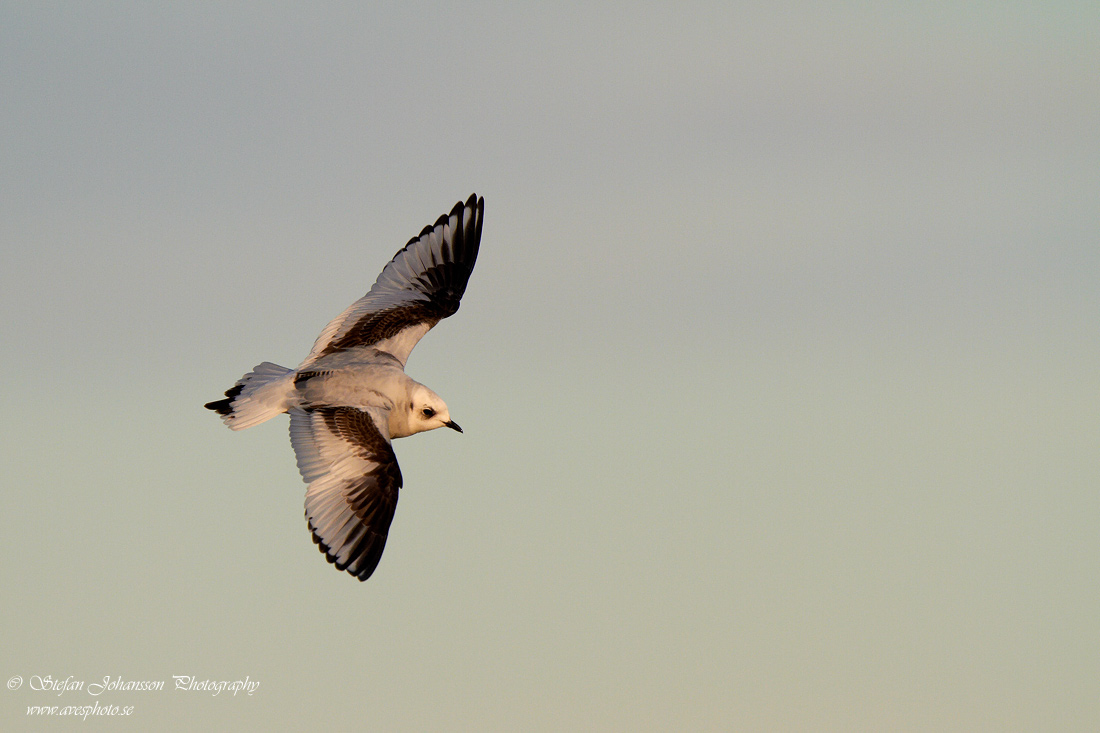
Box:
[289,406,402,581]
[300,194,484,369]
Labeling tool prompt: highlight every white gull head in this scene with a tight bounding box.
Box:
[396,382,462,438]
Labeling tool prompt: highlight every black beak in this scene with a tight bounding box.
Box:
[445,420,463,433]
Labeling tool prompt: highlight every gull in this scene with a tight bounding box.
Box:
[205,195,484,581]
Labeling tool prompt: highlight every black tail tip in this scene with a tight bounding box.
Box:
[205,383,244,415]
[204,398,232,415]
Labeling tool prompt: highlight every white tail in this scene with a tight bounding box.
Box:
[205,362,295,430]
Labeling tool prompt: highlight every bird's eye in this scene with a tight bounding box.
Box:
[421,407,435,418]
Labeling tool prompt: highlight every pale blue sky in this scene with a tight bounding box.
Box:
[2,3,1098,731]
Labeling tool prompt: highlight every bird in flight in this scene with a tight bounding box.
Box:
[205,195,484,581]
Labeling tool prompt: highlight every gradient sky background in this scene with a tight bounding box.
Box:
[2,3,1098,731]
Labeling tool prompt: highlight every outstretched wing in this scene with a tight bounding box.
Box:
[288,406,402,581]
[300,194,484,369]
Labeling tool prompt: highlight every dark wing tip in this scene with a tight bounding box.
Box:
[412,193,483,247]
[427,193,483,303]
[307,515,386,581]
